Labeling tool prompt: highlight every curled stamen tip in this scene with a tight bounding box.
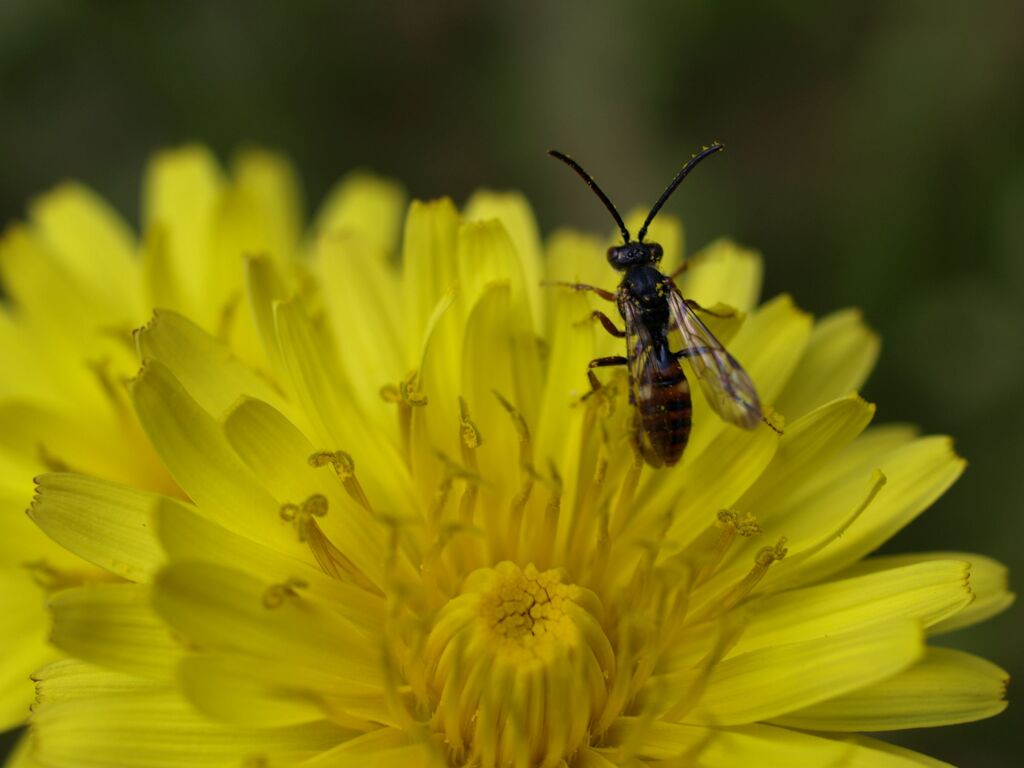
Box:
[278,503,299,522]
[458,396,483,449]
[305,494,328,517]
[755,537,789,566]
[262,578,307,609]
[309,450,356,480]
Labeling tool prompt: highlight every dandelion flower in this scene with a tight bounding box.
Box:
[23,172,1012,766]
[0,146,404,740]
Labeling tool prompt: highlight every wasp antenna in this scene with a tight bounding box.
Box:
[637,142,724,242]
[548,150,631,244]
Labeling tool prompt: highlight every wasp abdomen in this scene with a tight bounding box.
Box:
[638,361,692,466]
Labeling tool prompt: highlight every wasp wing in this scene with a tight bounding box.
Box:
[666,281,761,429]
[619,295,658,408]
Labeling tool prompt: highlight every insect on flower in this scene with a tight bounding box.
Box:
[548,144,766,467]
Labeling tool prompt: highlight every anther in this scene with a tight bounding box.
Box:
[308,450,373,512]
[262,577,307,609]
[458,396,483,450]
[279,494,328,541]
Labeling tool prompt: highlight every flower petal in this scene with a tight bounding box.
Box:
[400,198,461,350]
[623,722,952,767]
[153,560,381,688]
[28,182,141,318]
[30,659,353,768]
[774,308,880,419]
[465,191,545,329]
[781,436,966,584]
[49,583,180,680]
[689,620,923,725]
[730,559,973,656]
[142,145,224,314]
[0,568,54,730]
[840,552,1015,635]
[232,148,303,267]
[223,397,398,588]
[314,173,405,257]
[154,497,384,632]
[676,238,763,314]
[131,360,304,560]
[135,309,286,418]
[774,647,1008,731]
[27,473,165,582]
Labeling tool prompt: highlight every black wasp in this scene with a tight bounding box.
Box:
[548,144,762,467]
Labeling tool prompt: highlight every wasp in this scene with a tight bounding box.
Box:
[548,144,763,467]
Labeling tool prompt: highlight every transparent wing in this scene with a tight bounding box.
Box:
[666,281,761,429]
[620,296,657,407]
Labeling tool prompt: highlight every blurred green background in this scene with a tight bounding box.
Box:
[1,0,1020,763]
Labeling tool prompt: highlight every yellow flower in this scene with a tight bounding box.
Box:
[19,156,1013,767]
[0,146,402,742]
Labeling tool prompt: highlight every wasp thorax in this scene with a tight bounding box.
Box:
[607,241,663,270]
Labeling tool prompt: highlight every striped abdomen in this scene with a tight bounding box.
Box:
[637,359,692,467]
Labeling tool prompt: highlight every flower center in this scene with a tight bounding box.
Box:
[425,562,613,767]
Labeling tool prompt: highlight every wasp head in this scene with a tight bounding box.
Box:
[607,241,662,271]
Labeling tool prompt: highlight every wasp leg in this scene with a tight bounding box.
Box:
[675,347,715,360]
[541,281,616,302]
[668,261,691,280]
[588,355,629,368]
[685,298,736,319]
[576,311,626,338]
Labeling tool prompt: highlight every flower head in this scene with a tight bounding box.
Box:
[16,152,1013,767]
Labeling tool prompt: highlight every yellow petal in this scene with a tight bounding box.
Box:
[223,397,398,588]
[155,497,384,632]
[316,231,405,405]
[456,219,530,323]
[153,561,381,687]
[775,647,1008,731]
[737,394,876,522]
[624,722,952,767]
[142,145,224,313]
[179,652,392,729]
[689,620,923,725]
[465,191,546,328]
[27,473,165,582]
[676,238,764,313]
[31,659,353,768]
[296,728,442,768]
[232,148,304,266]
[774,308,881,419]
[314,173,405,257]
[0,567,54,730]
[131,360,304,561]
[730,559,973,656]
[29,182,141,319]
[720,293,812,412]
[784,436,966,584]
[840,551,1015,635]
[135,309,286,418]
[400,197,461,349]
[49,583,180,680]
[244,253,290,373]
[273,297,407,490]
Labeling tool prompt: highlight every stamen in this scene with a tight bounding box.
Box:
[261,577,307,609]
[308,450,373,512]
[279,494,380,594]
[699,538,789,621]
[493,391,535,561]
[380,370,428,464]
[694,509,762,587]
